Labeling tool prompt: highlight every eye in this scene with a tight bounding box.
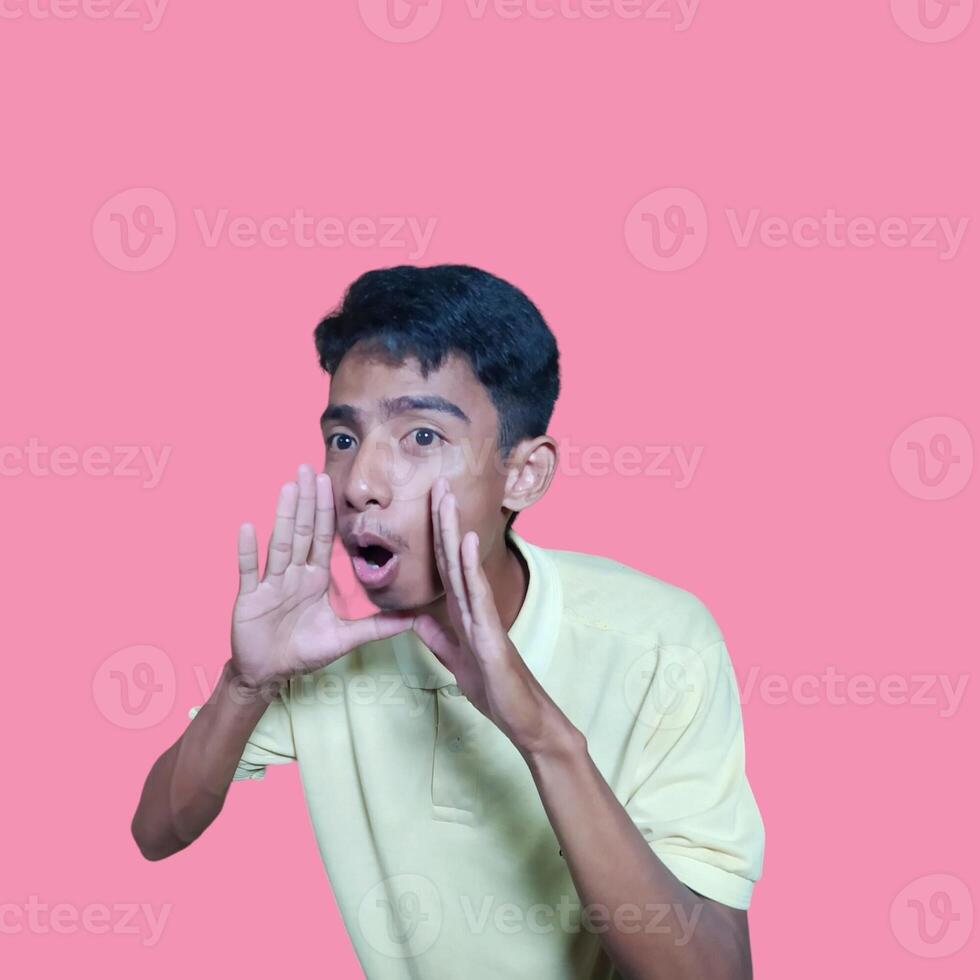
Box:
[405,428,443,451]
[326,432,356,452]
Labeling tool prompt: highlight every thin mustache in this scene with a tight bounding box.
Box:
[344,525,409,551]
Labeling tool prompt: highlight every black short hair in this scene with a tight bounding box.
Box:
[313,264,560,531]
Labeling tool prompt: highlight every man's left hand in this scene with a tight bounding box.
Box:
[410,477,575,759]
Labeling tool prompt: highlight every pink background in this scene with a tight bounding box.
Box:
[1,2,976,976]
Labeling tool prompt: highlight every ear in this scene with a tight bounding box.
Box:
[502,436,559,519]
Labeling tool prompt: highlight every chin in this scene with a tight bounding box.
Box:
[372,584,442,615]
[371,593,411,613]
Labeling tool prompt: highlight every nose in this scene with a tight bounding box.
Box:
[342,432,397,512]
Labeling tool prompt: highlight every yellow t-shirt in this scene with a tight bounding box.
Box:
[188,528,764,978]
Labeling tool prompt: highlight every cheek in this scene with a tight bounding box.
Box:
[391,457,445,505]
[324,464,346,509]
[394,544,443,601]
[448,480,497,529]
[322,456,343,484]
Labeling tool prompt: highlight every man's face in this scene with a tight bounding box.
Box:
[321,346,510,611]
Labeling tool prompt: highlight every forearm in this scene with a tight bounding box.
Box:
[522,717,750,980]
[131,658,272,860]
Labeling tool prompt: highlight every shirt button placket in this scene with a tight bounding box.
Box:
[431,685,479,814]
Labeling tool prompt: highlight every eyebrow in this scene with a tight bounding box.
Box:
[320,394,471,428]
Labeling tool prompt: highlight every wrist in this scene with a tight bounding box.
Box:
[223,658,288,708]
[519,709,587,771]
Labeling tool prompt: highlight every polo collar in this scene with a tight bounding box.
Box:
[391,527,563,690]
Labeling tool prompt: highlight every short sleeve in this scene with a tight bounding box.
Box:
[187,690,296,782]
[624,637,765,910]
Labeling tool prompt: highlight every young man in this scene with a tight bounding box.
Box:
[132,264,764,979]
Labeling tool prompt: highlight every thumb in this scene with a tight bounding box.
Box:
[337,610,416,651]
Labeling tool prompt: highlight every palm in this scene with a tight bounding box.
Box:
[233,562,333,678]
[230,465,415,689]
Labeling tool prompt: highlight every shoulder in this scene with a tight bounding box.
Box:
[541,543,725,652]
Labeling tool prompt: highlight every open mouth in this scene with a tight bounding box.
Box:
[357,544,395,568]
[351,543,401,588]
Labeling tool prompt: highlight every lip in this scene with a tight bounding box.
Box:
[348,529,401,553]
[352,552,401,589]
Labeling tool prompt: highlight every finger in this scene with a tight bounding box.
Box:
[431,480,470,643]
[237,522,260,595]
[439,490,474,639]
[461,531,505,658]
[291,464,316,565]
[309,472,335,570]
[265,481,298,583]
[336,610,417,652]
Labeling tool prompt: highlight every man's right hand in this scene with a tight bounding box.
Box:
[230,463,416,690]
